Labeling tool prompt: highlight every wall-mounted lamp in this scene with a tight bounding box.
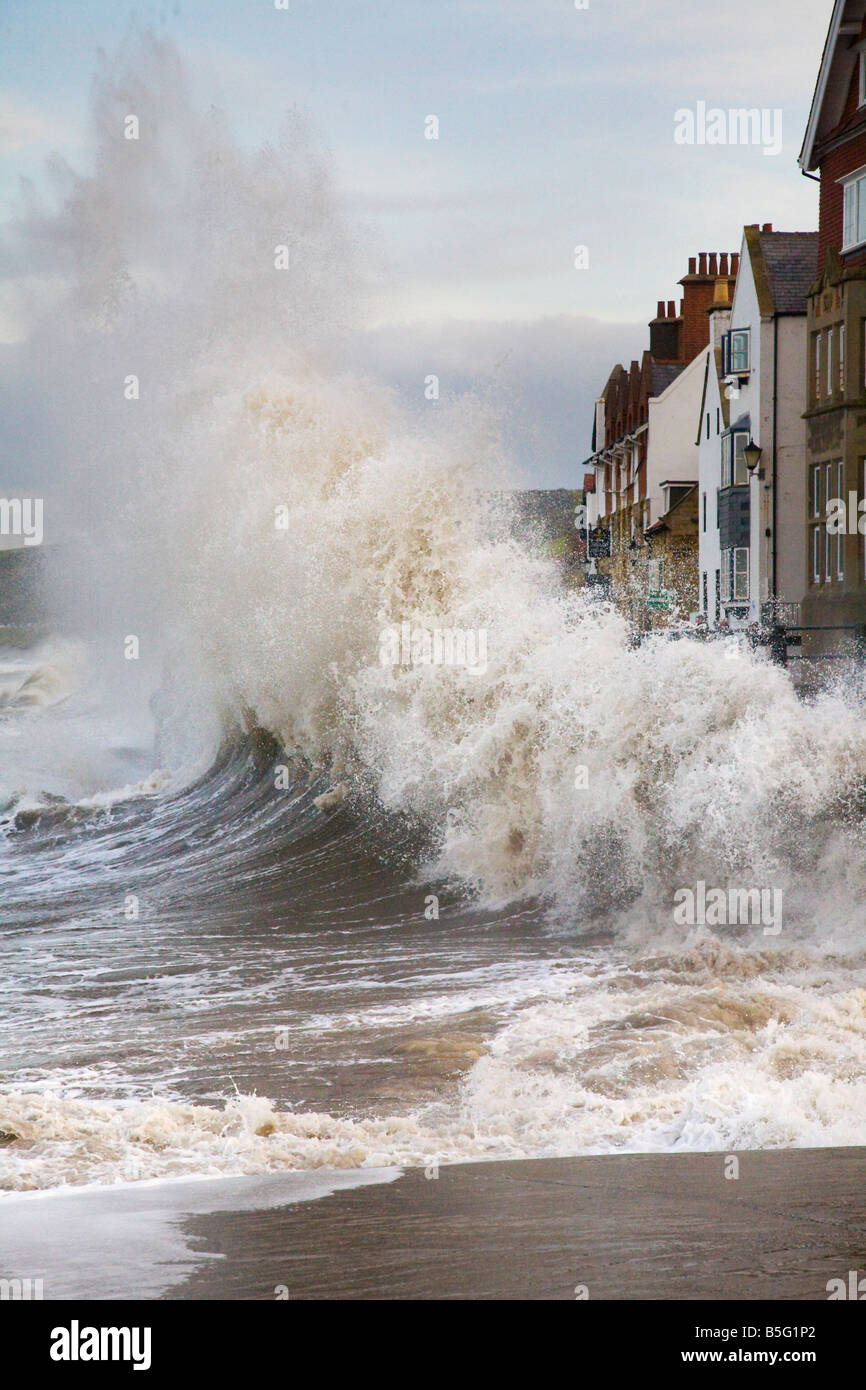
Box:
[743,438,763,476]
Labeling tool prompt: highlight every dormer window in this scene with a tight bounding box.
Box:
[721,429,749,487]
[841,164,866,251]
[721,329,750,376]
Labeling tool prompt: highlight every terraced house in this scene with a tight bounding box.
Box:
[584,253,738,628]
[800,0,866,653]
[697,225,817,630]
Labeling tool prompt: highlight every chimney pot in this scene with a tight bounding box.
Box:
[762,222,773,232]
[657,300,665,319]
[731,252,740,273]
[709,253,718,275]
[698,253,708,275]
[688,256,697,275]
[720,253,729,275]
[667,300,676,318]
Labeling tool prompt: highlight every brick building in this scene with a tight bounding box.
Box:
[584,253,738,627]
[799,0,866,652]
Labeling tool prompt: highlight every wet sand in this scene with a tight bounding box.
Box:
[171,1147,866,1300]
[6,1147,866,1301]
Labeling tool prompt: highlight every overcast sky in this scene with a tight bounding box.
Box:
[0,0,833,485]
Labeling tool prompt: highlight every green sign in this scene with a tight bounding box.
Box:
[647,590,672,612]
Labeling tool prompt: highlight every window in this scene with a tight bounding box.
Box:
[813,332,821,400]
[860,52,866,108]
[702,492,707,532]
[837,460,845,580]
[721,430,749,487]
[730,330,750,373]
[706,412,710,441]
[716,407,720,435]
[827,326,834,397]
[842,168,866,251]
[648,557,665,591]
[840,322,845,394]
[721,330,751,376]
[721,547,749,602]
[702,571,708,614]
[714,569,721,623]
[825,462,833,580]
[811,464,821,518]
[812,525,821,584]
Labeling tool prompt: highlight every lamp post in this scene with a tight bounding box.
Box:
[743,438,764,624]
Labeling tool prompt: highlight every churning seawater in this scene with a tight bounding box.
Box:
[3,31,866,1192]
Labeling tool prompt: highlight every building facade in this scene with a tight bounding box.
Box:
[583,253,738,628]
[799,0,866,653]
[697,225,816,629]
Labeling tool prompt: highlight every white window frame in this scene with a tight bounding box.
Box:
[827,326,834,397]
[721,547,749,603]
[839,321,845,394]
[730,329,750,374]
[841,165,866,252]
[722,429,749,487]
[860,51,866,108]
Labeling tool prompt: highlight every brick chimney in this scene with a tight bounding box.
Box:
[648,297,683,363]
[679,252,739,364]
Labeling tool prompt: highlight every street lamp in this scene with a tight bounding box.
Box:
[743,438,763,475]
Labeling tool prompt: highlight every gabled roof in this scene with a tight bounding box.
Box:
[800,0,866,172]
[694,345,731,445]
[742,226,819,316]
[651,361,685,396]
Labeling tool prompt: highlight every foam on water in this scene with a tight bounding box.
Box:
[3,31,866,1190]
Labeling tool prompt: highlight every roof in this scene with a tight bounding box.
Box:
[759,231,820,312]
[800,0,866,172]
[743,227,819,316]
[651,361,685,396]
[644,483,698,535]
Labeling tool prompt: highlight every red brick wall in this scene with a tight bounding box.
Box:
[819,132,866,269]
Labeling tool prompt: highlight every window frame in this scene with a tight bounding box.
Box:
[841,166,866,252]
[720,546,749,603]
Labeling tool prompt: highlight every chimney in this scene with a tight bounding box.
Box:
[649,296,682,363]
[762,222,773,232]
[719,253,729,275]
[731,252,740,275]
[707,277,732,347]
[688,257,697,275]
[679,251,740,363]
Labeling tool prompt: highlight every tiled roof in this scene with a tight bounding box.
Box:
[651,361,685,396]
[759,232,819,313]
